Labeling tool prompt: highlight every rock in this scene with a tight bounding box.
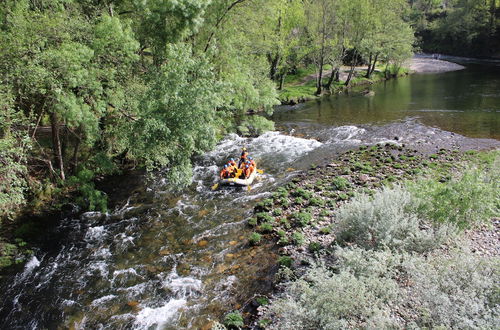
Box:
[159,249,170,256]
[229,241,238,246]
[358,174,370,182]
[198,240,209,247]
[127,301,139,308]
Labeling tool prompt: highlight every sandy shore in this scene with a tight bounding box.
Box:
[410,56,465,73]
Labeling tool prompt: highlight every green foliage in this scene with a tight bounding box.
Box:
[256,212,274,223]
[308,197,325,207]
[256,296,269,306]
[259,222,273,233]
[278,256,293,268]
[249,232,262,245]
[67,169,107,212]
[308,242,322,252]
[248,217,258,226]
[0,92,31,220]
[331,177,349,190]
[237,115,275,136]
[223,311,244,329]
[336,186,454,253]
[409,165,500,229]
[292,212,312,227]
[292,188,313,199]
[291,231,305,245]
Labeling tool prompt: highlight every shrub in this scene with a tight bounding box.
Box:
[292,231,305,245]
[404,252,500,328]
[255,212,274,223]
[278,256,293,268]
[256,296,269,306]
[409,166,499,229]
[249,232,262,245]
[292,212,312,227]
[272,208,283,216]
[259,222,273,233]
[224,311,244,329]
[248,217,257,226]
[274,187,289,199]
[292,188,313,199]
[319,227,331,234]
[331,177,349,190]
[237,115,275,136]
[309,197,325,207]
[308,242,322,252]
[335,186,454,253]
[256,198,274,211]
[263,266,400,329]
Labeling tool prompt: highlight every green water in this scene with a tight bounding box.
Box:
[274,63,500,140]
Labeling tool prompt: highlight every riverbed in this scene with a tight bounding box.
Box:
[0,57,499,329]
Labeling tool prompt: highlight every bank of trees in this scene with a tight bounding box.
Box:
[409,0,500,56]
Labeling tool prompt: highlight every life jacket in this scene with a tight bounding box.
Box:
[249,159,256,167]
[220,168,229,179]
[228,160,237,167]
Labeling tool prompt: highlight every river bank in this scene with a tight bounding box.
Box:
[279,56,466,105]
[226,144,499,329]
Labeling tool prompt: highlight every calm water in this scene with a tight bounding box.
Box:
[1,59,499,330]
[273,62,500,140]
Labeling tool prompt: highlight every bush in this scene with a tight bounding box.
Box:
[263,247,500,329]
[237,115,275,136]
[409,166,499,229]
[404,252,500,328]
[292,231,305,245]
[292,212,312,227]
[272,208,283,216]
[249,232,262,245]
[308,242,322,252]
[292,188,313,199]
[263,265,400,329]
[248,217,257,226]
[309,197,325,207]
[259,222,273,233]
[255,212,274,223]
[224,311,244,329]
[278,256,293,268]
[335,186,454,253]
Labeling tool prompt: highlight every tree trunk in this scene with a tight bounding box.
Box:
[345,50,358,86]
[279,72,286,90]
[365,53,373,78]
[316,57,324,95]
[269,53,280,81]
[50,112,65,181]
[325,67,339,90]
[370,53,379,76]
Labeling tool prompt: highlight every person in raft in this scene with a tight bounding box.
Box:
[238,147,249,168]
[219,164,230,179]
[227,159,238,177]
[242,160,255,179]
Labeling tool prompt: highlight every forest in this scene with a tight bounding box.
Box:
[0,0,499,265]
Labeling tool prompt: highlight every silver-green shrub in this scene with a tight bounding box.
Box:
[403,252,500,329]
[263,248,499,329]
[265,266,400,329]
[335,186,454,252]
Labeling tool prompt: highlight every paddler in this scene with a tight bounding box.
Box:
[219,164,230,179]
[242,164,251,179]
[227,160,238,178]
[248,156,256,168]
[238,147,249,168]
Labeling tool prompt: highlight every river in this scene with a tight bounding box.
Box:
[1,58,499,329]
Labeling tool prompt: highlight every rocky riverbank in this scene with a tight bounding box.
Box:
[217,143,499,329]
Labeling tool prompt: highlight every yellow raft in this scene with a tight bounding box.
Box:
[219,167,258,186]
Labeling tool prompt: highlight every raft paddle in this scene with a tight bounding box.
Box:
[211,183,219,191]
[257,169,264,174]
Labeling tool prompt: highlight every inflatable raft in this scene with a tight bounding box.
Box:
[219,167,258,186]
